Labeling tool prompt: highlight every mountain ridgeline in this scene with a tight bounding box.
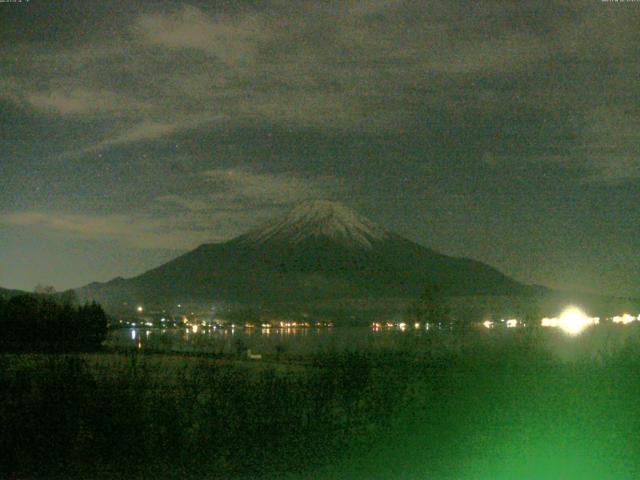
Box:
[76,201,532,312]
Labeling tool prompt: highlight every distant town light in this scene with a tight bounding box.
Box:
[505,319,518,328]
[612,313,636,325]
[136,306,144,313]
[482,320,494,329]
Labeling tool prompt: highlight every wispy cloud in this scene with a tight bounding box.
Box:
[201,168,339,204]
[578,106,640,184]
[62,114,222,158]
[2,2,639,184]
[25,88,148,116]
[0,211,216,249]
[81,121,179,154]
[155,194,209,212]
[1,168,341,249]
[151,168,343,231]
[133,5,263,64]
[1,3,590,144]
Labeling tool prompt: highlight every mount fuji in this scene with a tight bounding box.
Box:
[76,200,529,311]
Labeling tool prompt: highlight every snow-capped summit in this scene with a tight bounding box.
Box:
[238,200,390,248]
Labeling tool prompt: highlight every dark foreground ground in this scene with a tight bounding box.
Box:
[2,329,640,479]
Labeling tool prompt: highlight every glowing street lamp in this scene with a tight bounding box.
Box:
[541,306,598,335]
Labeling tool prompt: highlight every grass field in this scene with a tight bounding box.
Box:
[2,328,640,479]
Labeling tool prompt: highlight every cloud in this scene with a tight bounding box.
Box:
[56,121,177,159]
[1,2,570,139]
[3,0,639,179]
[155,194,209,212]
[0,78,25,105]
[134,5,263,64]
[201,168,340,204]
[25,88,147,116]
[576,106,640,184]
[1,167,342,250]
[584,155,640,184]
[151,168,343,227]
[63,114,222,157]
[89,121,178,149]
[0,211,217,250]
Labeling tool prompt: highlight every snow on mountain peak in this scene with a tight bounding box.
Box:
[239,200,389,248]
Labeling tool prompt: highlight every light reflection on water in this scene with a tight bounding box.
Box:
[107,325,427,355]
[105,323,640,360]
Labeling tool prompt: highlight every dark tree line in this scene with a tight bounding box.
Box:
[0,294,108,351]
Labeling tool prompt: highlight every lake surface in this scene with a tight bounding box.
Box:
[105,322,640,361]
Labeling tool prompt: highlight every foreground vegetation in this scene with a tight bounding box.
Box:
[2,330,640,479]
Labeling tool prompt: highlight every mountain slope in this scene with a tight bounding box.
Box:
[77,200,529,309]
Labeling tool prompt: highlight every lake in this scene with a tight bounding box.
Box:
[105,322,640,361]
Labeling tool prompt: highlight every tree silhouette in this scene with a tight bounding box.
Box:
[33,284,57,295]
[0,294,108,351]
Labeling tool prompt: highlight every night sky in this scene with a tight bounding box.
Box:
[1,0,639,296]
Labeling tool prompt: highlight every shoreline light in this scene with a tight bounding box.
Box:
[541,306,598,335]
[612,313,637,325]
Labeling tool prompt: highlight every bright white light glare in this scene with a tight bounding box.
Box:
[482,320,494,329]
[541,306,598,335]
[505,319,518,328]
[191,324,199,333]
[612,313,636,325]
[136,306,144,313]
